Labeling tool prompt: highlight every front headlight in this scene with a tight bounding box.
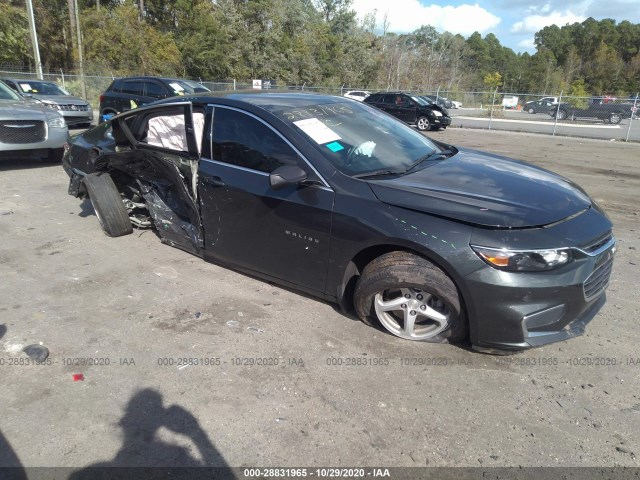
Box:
[471,245,572,271]
[432,110,443,117]
[48,116,66,129]
[40,100,59,110]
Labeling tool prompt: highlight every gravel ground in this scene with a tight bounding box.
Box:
[0,128,639,473]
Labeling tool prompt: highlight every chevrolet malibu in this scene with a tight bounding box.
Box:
[62,93,615,353]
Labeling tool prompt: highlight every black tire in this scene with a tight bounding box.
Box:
[416,116,431,131]
[555,109,566,120]
[609,112,622,124]
[83,172,133,237]
[353,251,467,343]
[528,107,535,114]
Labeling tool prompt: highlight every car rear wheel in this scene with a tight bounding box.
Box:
[609,113,622,124]
[416,116,431,131]
[83,172,133,237]
[555,110,566,120]
[353,251,467,342]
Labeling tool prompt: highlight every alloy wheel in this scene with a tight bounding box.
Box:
[374,288,450,340]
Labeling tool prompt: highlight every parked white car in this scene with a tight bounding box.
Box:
[450,100,462,109]
[343,90,371,101]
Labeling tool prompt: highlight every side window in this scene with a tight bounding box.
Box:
[120,81,143,95]
[382,95,395,104]
[144,82,166,99]
[212,108,298,173]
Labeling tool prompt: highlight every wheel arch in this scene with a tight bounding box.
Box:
[336,241,473,328]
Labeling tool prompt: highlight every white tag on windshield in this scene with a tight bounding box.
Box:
[293,118,341,144]
[169,82,185,93]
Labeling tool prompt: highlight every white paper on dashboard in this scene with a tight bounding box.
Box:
[293,118,341,144]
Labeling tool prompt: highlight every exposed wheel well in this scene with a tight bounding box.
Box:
[338,244,467,317]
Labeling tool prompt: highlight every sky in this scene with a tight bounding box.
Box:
[350,0,640,53]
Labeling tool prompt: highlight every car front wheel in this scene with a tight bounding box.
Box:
[416,116,431,131]
[354,251,467,342]
[83,172,133,237]
[528,107,535,114]
[555,110,566,120]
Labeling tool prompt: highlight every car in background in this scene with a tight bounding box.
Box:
[62,92,614,352]
[449,100,462,109]
[99,76,211,122]
[364,92,451,131]
[423,95,453,109]
[1,78,93,128]
[0,80,68,162]
[550,98,633,124]
[523,99,556,114]
[343,90,371,102]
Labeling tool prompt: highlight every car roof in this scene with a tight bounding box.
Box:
[157,91,347,109]
[114,76,201,83]
[3,78,52,84]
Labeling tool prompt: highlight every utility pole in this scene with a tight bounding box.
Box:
[25,0,44,79]
[73,0,87,99]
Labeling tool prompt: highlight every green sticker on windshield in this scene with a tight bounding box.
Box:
[326,141,344,152]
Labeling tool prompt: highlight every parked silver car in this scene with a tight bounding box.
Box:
[1,78,93,128]
[0,80,68,161]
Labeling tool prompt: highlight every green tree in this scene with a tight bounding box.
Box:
[0,0,31,67]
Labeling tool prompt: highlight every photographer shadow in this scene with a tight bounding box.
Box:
[69,388,233,480]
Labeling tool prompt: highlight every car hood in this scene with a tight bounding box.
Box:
[31,94,89,105]
[367,148,591,228]
[0,100,62,121]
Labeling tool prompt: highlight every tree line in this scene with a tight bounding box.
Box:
[1,0,639,96]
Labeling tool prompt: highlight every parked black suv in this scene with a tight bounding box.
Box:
[364,92,451,131]
[99,76,210,121]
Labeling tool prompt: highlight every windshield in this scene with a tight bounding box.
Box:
[18,81,69,95]
[172,80,210,94]
[273,101,440,176]
[0,81,22,101]
[411,96,429,106]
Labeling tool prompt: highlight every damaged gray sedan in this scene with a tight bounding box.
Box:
[63,93,615,352]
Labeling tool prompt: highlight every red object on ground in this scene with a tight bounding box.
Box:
[72,373,84,382]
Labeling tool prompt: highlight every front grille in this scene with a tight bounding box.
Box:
[0,120,46,144]
[59,104,89,111]
[580,232,613,254]
[583,252,614,300]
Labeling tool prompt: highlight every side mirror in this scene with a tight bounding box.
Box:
[269,165,307,190]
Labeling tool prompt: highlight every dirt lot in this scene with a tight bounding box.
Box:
[1,128,639,473]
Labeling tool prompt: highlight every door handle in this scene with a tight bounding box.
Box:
[202,176,225,187]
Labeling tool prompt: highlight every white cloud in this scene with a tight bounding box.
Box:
[511,10,586,33]
[517,38,536,50]
[351,0,501,37]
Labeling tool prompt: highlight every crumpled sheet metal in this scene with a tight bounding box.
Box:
[138,179,202,254]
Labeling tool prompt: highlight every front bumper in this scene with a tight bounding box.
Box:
[431,115,452,128]
[464,235,615,351]
[61,109,93,126]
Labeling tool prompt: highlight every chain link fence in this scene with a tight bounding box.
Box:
[2,68,638,142]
